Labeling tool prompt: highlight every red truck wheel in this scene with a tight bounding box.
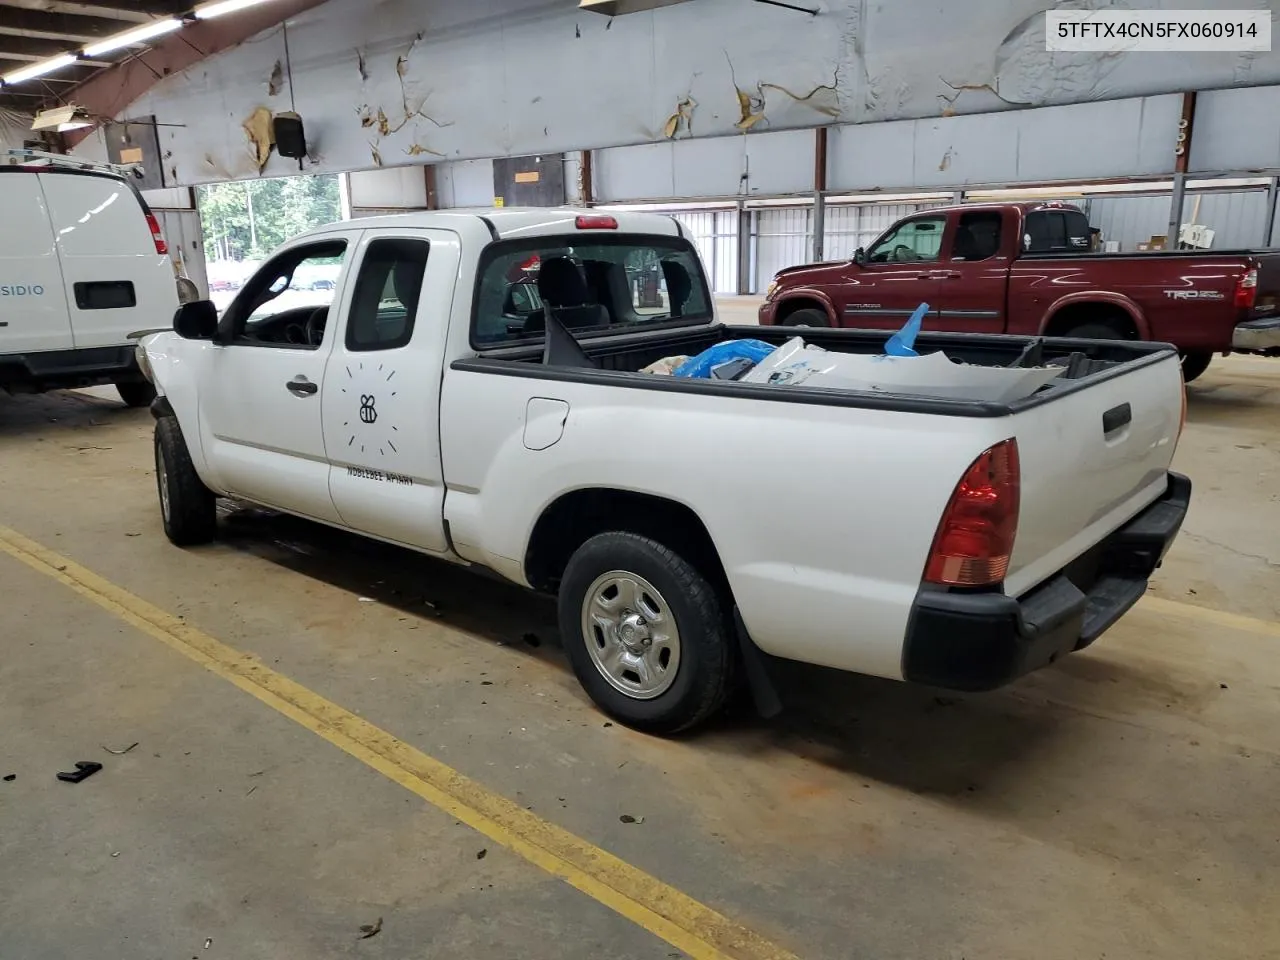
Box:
[1180,352,1212,383]
[780,308,830,328]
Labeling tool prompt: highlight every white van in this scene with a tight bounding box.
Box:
[0,151,188,407]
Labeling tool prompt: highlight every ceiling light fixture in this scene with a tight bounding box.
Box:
[194,0,283,19]
[31,104,95,132]
[83,19,183,58]
[1,54,79,87]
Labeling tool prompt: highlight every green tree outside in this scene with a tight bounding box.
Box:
[197,174,341,262]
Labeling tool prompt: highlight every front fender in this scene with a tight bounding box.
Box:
[771,290,838,326]
[140,332,219,492]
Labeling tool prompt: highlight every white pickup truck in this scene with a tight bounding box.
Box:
[138,208,1191,733]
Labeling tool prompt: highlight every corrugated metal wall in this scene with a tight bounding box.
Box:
[1089,190,1272,250]
[670,210,739,294]
[754,208,813,292]
[753,201,949,291]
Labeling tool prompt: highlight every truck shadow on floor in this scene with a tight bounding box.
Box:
[1186,376,1278,429]
[212,504,1162,800]
[0,390,137,440]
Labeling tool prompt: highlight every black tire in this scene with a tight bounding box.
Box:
[780,307,830,328]
[116,379,157,408]
[557,532,736,734]
[1180,351,1212,383]
[1061,320,1131,340]
[154,415,217,546]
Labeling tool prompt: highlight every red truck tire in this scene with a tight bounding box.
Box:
[779,307,830,327]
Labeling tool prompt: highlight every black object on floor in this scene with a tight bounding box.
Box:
[3,774,14,782]
[56,761,103,784]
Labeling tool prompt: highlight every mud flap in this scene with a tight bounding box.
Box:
[734,608,782,719]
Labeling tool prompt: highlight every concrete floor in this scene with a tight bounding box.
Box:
[1,350,1278,959]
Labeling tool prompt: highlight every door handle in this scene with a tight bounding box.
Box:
[286,377,318,396]
[1102,402,1132,434]
[931,270,962,279]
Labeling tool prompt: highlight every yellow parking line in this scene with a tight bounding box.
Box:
[0,524,798,960]
[1140,595,1280,640]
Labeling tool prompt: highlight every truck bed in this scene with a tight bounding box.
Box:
[457,323,1175,418]
[453,325,1183,632]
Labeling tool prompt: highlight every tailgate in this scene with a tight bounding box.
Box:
[1001,352,1183,598]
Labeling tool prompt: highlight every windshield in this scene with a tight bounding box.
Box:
[472,235,712,346]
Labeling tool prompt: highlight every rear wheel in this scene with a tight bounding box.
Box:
[780,307,830,328]
[154,415,217,546]
[1180,351,1212,383]
[116,379,157,408]
[557,532,737,734]
[1061,320,1132,341]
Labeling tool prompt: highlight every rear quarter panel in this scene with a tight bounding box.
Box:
[439,368,1009,680]
[1009,255,1252,349]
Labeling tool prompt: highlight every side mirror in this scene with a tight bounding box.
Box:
[173,300,218,340]
[853,247,867,265]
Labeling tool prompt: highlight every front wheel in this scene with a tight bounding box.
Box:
[557,532,737,734]
[780,307,830,328]
[154,416,217,546]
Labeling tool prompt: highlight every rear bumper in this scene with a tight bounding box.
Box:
[0,345,141,392]
[1232,317,1280,352]
[902,472,1191,692]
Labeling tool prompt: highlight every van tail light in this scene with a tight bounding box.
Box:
[575,215,617,230]
[1234,267,1257,310]
[924,438,1020,587]
[145,212,168,255]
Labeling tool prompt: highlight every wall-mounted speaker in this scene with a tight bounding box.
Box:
[273,112,307,160]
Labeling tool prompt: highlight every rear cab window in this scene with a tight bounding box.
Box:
[471,235,712,347]
[1023,208,1091,253]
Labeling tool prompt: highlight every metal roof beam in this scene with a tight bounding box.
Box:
[0,7,149,43]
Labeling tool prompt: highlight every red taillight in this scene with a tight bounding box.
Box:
[924,438,1020,587]
[145,212,168,255]
[575,215,617,230]
[1234,267,1257,310]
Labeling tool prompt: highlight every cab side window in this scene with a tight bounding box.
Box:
[229,240,347,349]
[867,216,945,263]
[346,238,430,352]
[951,211,1003,261]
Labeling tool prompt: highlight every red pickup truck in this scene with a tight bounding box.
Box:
[758,201,1280,381]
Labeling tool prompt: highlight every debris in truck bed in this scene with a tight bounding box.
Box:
[672,339,775,378]
[640,355,689,375]
[742,337,1065,402]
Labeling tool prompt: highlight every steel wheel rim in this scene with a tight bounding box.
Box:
[156,443,171,523]
[580,570,681,700]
